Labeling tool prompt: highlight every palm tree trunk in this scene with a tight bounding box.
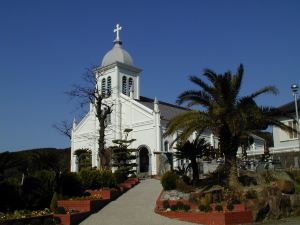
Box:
[190,158,199,184]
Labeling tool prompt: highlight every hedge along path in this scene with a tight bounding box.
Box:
[80,179,199,225]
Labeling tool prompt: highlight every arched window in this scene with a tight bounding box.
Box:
[128,78,134,95]
[107,76,111,96]
[122,76,127,95]
[164,141,169,152]
[101,78,106,96]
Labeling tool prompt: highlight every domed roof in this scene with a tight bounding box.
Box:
[101,41,133,67]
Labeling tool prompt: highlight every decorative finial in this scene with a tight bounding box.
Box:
[154,97,160,113]
[113,24,122,44]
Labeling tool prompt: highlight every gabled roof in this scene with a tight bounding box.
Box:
[278,99,300,114]
[137,96,188,121]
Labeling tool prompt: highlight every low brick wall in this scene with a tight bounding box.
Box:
[54,211,90,225]
[58,199,109,213]
[155,190,253,225]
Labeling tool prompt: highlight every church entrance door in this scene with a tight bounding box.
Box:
[139,147,149,173]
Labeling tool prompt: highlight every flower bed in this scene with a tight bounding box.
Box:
[155,191,253,225]
[0,215,54,225]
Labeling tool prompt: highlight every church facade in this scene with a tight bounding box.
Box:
[70,25,217,174]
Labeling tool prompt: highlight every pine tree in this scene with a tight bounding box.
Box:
[111,129,137,180]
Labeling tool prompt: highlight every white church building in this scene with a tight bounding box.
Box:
[70,24,218,175]
[70,25,263,175]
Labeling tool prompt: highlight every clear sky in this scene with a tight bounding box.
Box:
[0,0,299,152]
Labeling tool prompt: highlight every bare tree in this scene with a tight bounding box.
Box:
[67,66,113,170]
[53,120,72,139]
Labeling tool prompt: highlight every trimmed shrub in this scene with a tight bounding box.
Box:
[79,169,101,190]
[161,171,178,190]
[114,169,127,184]
[227,202,234,211]
[170,205,178,211]
[215,204,223,212]
[59,172,83,197]
[162,200,170,209]
[183,204,191,212]
[198,204,212,212]
[101,170,116,188]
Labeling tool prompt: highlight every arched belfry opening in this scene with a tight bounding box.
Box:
[138,146,149,173]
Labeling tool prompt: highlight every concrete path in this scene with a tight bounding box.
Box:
[80,179,198,225]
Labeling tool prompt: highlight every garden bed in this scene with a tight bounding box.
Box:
[155,191,253,225]
[0,215,54,225]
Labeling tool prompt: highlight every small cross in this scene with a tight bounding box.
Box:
[114,24,122,41]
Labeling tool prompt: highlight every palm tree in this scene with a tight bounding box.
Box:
[174,138,210,184]
[165,64,291,186]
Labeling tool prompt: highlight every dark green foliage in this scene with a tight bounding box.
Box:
[175,138,210,184]
[170,205,178,211]
[162,200,170,209]
[161,171,178,190]
[50,192,58,212]
[101,170,116,188]
[59,173,83,198]
[55,206,67,214]
[111,129,137,179]
[21,176,50,210]
[175,201,191,211]
[79,169,101,190]
[227,202,234,211]
[43,218,58,225]
[215,204,223,212]
[0,181,22,212]
[198,204,212,212]
[79,169,116,189]
[114,169,127,184]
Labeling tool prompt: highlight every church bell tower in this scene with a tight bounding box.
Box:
[96,24,142,100]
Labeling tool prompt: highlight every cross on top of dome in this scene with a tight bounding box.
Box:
[114,24,122,43]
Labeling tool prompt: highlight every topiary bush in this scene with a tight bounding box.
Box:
[100,170,116,188]
[227,202,234,211]
[59,172,83,197]
[198,204,212,212]
[215,204,223,212]
[161,171,178,190]
[114,169,127,184]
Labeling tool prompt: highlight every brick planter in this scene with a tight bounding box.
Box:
[86,188,121,200]
[155,191,253,225]
[117,182,132,190]
[101,188,121,200]
[156,210,253,225]
[54,211,90,225]
[58,199,109,213]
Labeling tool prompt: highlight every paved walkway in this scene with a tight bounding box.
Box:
[80,179,198,225]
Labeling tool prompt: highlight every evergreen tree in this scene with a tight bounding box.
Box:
[111,129,137,179]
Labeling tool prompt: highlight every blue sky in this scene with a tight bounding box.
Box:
[0,0,299,151]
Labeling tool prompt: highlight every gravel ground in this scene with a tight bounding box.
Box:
[80,178,300,225]
[80,179,199,225]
